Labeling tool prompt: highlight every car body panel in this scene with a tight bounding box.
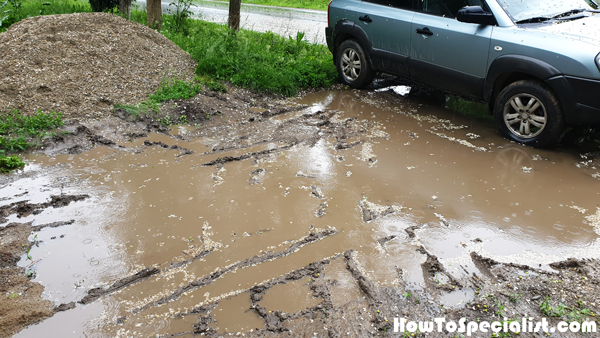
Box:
[326,0,600,127]
[356,2,415,76]
[410,12,493,97]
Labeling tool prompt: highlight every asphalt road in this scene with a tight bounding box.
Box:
[135,0,328,44]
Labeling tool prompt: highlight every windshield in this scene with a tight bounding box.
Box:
[496,0,597,22]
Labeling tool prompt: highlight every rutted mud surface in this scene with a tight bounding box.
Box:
[3,85,600,337]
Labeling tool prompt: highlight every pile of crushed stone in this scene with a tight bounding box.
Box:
[0,12,197,120]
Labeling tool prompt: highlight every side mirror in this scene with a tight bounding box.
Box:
[457,6,496,25]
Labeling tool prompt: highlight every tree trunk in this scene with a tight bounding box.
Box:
[119,0,132,20]
[147,0,162,30]
[228,0,241,31]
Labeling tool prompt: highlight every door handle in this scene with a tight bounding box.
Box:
[359,15,372,23]
[416,27,433,36]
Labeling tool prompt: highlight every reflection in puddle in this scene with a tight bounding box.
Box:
[8,88,600,337]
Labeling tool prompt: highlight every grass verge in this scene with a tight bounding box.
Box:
[129,9,337,96]
[0,109,65,173]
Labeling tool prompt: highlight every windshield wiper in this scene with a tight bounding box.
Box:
[515,16,553,24]
[551,8,600,19]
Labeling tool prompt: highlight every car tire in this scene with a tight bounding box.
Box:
[336,39,374,89]
[494,80,565,147]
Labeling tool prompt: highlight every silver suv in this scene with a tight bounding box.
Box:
[325,0,600,147]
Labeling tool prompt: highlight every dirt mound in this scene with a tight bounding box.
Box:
[0,12,196,120]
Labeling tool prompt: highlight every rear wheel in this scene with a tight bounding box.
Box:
[494,80,565,147]
[336,39,374,89]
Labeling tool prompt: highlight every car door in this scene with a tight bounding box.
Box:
[409,0,493,98]
[356,0,416,77]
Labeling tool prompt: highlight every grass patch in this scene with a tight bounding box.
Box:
[130,8,338,96]
[0,0,92,32]
[540,296,595,322]
[149,78,201,102]
[0,109,65,173]
[129,8,338,96]
[115,78,202,119]
[0,155,26,173]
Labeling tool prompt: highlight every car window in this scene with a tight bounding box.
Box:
[363,0,414,10]
[420,0,489,18]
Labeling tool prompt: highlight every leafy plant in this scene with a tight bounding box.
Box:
[166,0,194,34]
[508,293,522,303]
[149,79,201,103]
[0,1,10,27]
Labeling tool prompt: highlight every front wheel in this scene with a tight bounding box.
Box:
[494,80,565,147]
[336,39,374,89]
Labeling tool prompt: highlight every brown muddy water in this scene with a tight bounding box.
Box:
[4,87,600,337]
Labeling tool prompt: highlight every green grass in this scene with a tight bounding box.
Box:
[540,296,595,322]
[129,8,337,96]
[0,0,92,32]
[0,155,25,173]
[149,78,201,102]
[0,109,65,173]
[115,78,202,119]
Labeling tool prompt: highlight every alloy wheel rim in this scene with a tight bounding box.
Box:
[341,48,361,82]
[503,93,547,139]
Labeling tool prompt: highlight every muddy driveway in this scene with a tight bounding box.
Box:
[2,83,600,337]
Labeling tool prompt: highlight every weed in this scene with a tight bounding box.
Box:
[403,292,411,298]
[26,269,34,278]
[25,247,32,260]
[9,292,19,298]
[114,101,160,119]
[157,116,174,126]
[179,115,189,124]
[165,0,194,35]
[149,79,201,103]
[0,154,25,173]
[540,296,594,322]
[508,293,522,303]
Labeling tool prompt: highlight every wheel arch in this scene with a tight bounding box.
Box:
[484,55,574,119]
[332,20,373,67]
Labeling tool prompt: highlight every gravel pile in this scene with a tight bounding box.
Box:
[0,12,197,120]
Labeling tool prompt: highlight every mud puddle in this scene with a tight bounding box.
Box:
[3,86,600,337]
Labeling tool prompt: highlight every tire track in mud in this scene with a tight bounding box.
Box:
[200,143,297,167]
[0,194,89,223]
[131,230,337,315]
[180,256,341,336]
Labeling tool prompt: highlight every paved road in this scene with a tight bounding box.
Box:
[135,0,328,44]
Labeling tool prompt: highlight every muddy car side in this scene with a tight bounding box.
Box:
[325,0,600,147]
